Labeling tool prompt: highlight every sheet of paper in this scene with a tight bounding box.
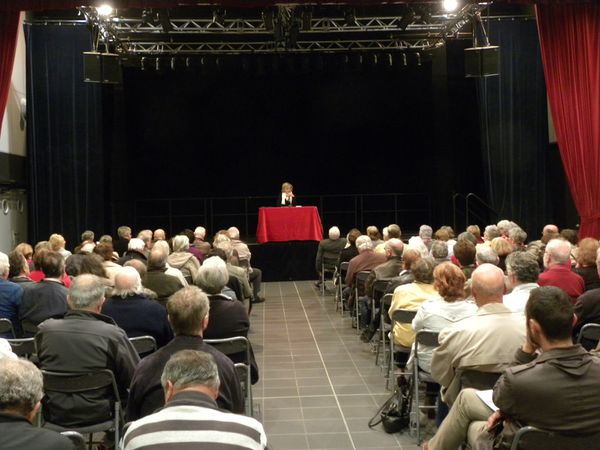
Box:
[476,389,498,411]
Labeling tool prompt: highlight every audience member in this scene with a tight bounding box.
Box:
[0,252,23,338]
[227,227,265,304]
[36,274,139,427]
[0,358,76,450]
[412,262,477,374]
[167,235,201,285]
[214,241,253,302]
[574,247,600,338]
[573,237,600,291]
[95,242,122,283]
[388,258,437,349]
[452,240,476,279]
[152,240,189,287]
[503,251,540,313]
[431,264,525,406]
[144,248,184,305]
[73,230,95,254]
[507,226,527,251]
[48,233,72,260]
[385,248,421,294]
[338,228,361,267]
[118,238,148,266]
[127,286,244,421]
[137,230,154,256]
[192,226,211,258]
[409,224,434,252]
[153,228,166,242]
[30,243,71,286]
[490,237,513,272]
[475,246,499,266]
[480,225,501,246]
[315,226,347,286]
[7,251,33,286]
[13,243,33,272]
[430,240,449,266]
[424,286,600,450]
[0,338,16,360]
[19,251,69,332]
[124,350,268,450]
[114,225,132,257]
[466,224,483,244]
[79,253,112,288]
[197,257,258,383]
[101,267,173,348]
[538,238,584,303]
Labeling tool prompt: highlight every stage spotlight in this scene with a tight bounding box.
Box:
[388,53,393,66]
[170,57,176,70]
[96,4,113,17]
[344,8,356,27]
[262,10,274,31]
[140,57,146,70]
[401,53,407,66]
[155,58,160,71]
[212,8,226,26]
[443,0,460,12]
[416,52,422,66]
[397,8,415,31]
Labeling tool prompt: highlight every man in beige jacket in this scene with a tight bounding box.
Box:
[431,264,526,405]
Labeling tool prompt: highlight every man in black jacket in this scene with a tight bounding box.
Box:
[35,274,140,427]
[0,358,75,450]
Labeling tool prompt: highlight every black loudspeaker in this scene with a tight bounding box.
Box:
[464,46,500,78]
[83,52,102,83]
[83,52,122,84]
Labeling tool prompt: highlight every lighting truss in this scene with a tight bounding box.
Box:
[72,2,492,56]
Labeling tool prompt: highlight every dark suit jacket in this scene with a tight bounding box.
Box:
[315,238,347,272]
[0,412,75,450]
[143,268,184,306]
[18,279,68,332]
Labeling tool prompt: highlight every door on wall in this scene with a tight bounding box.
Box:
[0,189,27,253]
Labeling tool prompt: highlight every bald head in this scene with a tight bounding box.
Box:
[385,238,404,258]
[115,266,142,291]
[471,263,505,307]
[543,224,559,235]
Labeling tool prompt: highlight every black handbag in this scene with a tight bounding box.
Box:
[369,375,413,434]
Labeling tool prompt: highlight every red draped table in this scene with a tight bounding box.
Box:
[256,206,323,244]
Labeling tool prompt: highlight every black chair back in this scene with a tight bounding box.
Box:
[577,323,600,351]
[460,369,501,391]
[7,337,35,358]
[391,308,417,325]
[509,425,596,450]
[0,318,15,338]
[129,336,157,356]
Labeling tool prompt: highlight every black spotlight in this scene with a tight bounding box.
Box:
[344,8,357,27]
[397,8,415,31]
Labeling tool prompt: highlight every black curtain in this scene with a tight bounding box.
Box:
[477,18,549,235]
[26,23,104,246]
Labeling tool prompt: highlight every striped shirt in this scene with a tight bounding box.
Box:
[124,391,269,450]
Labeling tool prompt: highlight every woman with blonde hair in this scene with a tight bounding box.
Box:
[279,182,295,206]
[573,237,600,291]
[48,233,72,260]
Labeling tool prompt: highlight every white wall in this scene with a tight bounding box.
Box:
[0,13,26,157]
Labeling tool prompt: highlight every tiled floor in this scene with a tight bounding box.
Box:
[248,281,423,450]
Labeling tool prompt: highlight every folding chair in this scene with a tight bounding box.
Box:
[234,362,252,416]
[0,318,16,338]
[459,369,502,391]
[128,335,157,357]
[61,431,87,450]
[387,308,417,390]
[412,330,439,445]
[369,279,389,362]
[337,262,350,314]
[354,270,371,333]
[375,293,393,368]
[205,336,253,416]
[7,337,36,359]
[509,425,592,450]
[41,369,123,450]
[577,323,600,351]
[21,320,39,336]
[320,258,337,296]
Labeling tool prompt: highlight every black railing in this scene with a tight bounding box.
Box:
[127,192,431,240]
[452,192,498,230]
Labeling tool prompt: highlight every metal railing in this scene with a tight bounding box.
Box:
[127,192,431,239]
[452,192,498,230]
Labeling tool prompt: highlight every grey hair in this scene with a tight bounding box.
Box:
[137,230,152,244]
[215,240,233,258]
[508,227,527,246]
[546,239,571,264]
[328,226,341,240]
[412,257,435,284]
[153,240,171,256]
[227,227,240,240]
[506,251,540,283]
[69,274,105,309]
[117,226,131,238]
[194,227,206,239]
[0,252,9,276]
[430,240,449,260]
[113,266,144,298]
[356,235,373,251]
[457,231,477,245]
[419,225,433,239]
[196,256,229,294]
[161,350,220,392]
[172,235,190,252]
[99,235,113,244]
[0,359,44,415]
[476,246,499,265]
[148,248,168,269]
[484,225,501,240]
[81,230,95,242]
[128,238,145,252]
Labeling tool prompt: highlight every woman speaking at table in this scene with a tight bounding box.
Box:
[280,182,296,207]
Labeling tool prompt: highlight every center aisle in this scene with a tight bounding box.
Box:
[247,280,421,450]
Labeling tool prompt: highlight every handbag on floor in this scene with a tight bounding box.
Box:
[368,375,413,433]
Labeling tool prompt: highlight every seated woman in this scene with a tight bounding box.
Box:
[279,181,296,206]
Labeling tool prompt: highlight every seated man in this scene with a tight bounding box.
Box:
[117,238,148,266]
[124,350,268,450]
[503,251,540,313]
[0,358,76,450]
[101,267,173,348]
[315,226,347,287]
[431,264,526,406]
[127,286,244,421]
[35,274,140,427]
[19,251,69,333]
[539,238,584,303]
[227,227,265,303]
[425,286,600,450]
[143,248,184,306]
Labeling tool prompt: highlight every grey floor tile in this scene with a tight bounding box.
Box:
[306,433,353,449]
[264,420,306,435]
[268,434,310,450]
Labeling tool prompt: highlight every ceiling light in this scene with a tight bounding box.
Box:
[443,0,459,12]
[96,4,114,17]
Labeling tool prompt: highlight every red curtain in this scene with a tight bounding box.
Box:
[0,11,20,136]
[536,3,600,238]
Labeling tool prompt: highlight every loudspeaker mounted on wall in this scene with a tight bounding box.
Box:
[464,46,500,78]
[83,52,123,84]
